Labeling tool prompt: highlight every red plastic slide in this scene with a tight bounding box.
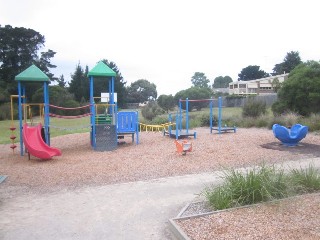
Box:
[23,123,62,160]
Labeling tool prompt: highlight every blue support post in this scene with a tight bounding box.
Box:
[136,111,139,144]
[168,113,172,136]
[108,79,112,116]
[43,82,49,145]
[18,81,23,156]
[218,96,222,134]
[47,83,50,145]
[179,99,182,132]
[22,85,26,123]
[186,98,189,134]
[90,76,95,149]
[210,97,213,134]
[175,113,179,140]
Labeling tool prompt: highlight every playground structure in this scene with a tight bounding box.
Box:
[12,62,140,159]
[88,61,139,151]
[272,124,308,146]
[164,96,236,139]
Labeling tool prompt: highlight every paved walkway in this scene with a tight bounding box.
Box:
[1,158,319,240]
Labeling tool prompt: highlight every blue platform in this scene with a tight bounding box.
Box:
[272,124,308,146]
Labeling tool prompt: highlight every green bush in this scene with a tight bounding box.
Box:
[271,101,288,116]
[242,99,266,118]
[0,102,18,120]
[141,102,164,121]
[199,113,217,127]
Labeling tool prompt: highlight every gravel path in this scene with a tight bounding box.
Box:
[1,127,320,239]
[1,127,320,198]
[176,193,320,240]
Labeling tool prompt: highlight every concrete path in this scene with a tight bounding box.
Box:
[1,158,319,240]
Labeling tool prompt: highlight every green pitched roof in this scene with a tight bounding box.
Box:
[88,61,116,77]
[15,64,50,82]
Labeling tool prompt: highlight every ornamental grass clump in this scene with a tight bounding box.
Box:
[289,165,320,193]
[205,165,289,210]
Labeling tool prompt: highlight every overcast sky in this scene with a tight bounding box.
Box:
[1,0,320,95]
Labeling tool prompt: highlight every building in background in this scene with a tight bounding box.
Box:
[229,73,289,95]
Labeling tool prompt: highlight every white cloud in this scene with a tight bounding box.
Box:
[1,0,320,95]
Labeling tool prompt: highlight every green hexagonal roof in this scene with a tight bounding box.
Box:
[15,64,50,82]
[88,61,116,77]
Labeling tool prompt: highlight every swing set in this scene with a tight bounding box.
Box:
[164,96,236,140]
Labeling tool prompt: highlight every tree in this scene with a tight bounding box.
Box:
[272,51,302,75]
[157,94,175,113]
[212,76,233,88]
[32,85,80,116]
[271,77,282,93]
[238,65,269,81]
[36,49,57,81]
[101,59,127,107]
[0,25,56,101]
[68,63,89,102]
[57,74,67,88]
[272,61,320,116]
[191,72,210,88]
[126,79,157,103]
[174,87,212,111]
[141,101,164,121]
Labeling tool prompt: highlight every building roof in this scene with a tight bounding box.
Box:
[15,64,50,82]
[88,61,116,77]
[229,73,289,85]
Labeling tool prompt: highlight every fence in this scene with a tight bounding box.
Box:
[218,94,278,108]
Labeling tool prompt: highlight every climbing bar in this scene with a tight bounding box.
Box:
[49,113,91,119]
[49,104,91,110]
[139,122,175,132]
[179,99,213,102]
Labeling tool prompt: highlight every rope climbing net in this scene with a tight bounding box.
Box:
[48,104,91,119]
[48,104,92,131]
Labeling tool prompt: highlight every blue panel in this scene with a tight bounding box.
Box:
[117,112,137,132]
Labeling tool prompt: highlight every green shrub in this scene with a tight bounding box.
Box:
[242,99,267,118]
[0,102,18,120]
[141,102,164,121]
[199,113,217,127]
[271,101,288,116]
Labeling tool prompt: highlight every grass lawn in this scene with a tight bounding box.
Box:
[0,117,91,144]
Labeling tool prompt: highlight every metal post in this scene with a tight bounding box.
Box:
[43,82,49,144]
[18,81,23,156]
[47,82,50,145]
[218,96,222,134]
[175,113,179,140]
[186,98,189,134]
[210,97,213,134]
[90,76,95,148]
[168,113,172,135]
[136,111,139,144]
[179,99,182,132]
